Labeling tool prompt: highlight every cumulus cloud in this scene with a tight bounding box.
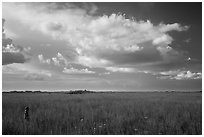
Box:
[158,70,202,80]
[38,52,96,75]
[77,55,111,68]
[3,3,189,71]
[105,67,135,73]
[38,52,68,67]
[38,54,51,64]
[63,67,95,74]
[158,23,189,32]
[56,52,68,66]
[124,45,144,52]
[2,18,29,65]
[152,34,173,45]
[52,57,60,66]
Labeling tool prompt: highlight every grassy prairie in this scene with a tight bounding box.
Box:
[2,92,202,135]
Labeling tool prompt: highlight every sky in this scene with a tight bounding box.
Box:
[2,2,202,91]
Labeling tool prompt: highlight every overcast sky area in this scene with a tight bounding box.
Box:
[2,2,202,91]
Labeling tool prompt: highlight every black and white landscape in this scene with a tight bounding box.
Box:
[2,2,202,135]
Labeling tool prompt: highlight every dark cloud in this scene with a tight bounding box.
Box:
[2,19,29,65]
[2,52,27,65]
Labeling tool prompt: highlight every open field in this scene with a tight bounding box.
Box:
[2,92,202,135]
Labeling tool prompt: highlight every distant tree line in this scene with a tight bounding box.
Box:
[2,89,96,94]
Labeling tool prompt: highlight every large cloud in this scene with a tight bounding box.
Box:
[3,3,189,71]
[2,18,29,65]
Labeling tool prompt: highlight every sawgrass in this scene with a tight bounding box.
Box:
[2,92,202,135]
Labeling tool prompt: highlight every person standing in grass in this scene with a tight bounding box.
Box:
[24,106,30,122]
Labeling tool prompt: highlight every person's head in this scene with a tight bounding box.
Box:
[25,106,29,111]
